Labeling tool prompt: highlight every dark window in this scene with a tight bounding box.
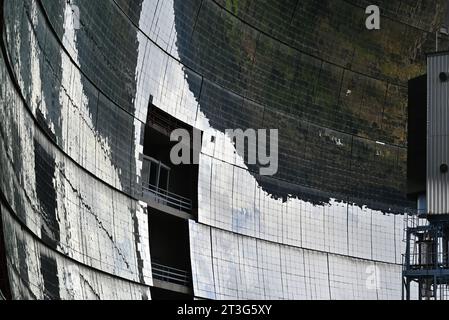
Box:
[149,161,159,187]
[143,156,171,193]
[158,167,169,193]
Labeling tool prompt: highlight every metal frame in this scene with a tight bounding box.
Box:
[142,183,192,212]
[143,155,171,193]
[403,214,449,300]
[151,262,191,287]
[141,155,192,212]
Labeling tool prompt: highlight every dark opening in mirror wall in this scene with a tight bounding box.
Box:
[0,0,444,299]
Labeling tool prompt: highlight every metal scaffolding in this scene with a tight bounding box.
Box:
[403,214,449,300]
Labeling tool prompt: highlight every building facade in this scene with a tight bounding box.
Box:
[0,0,447,299]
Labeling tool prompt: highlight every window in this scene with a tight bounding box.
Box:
[142,156,171,194]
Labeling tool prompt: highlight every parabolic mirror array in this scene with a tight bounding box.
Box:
[0,0,446,300]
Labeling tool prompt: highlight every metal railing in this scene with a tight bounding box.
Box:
[152,262,191,287]
[142,182,192,213]
[404,213,429,231]
[405,252,448,269]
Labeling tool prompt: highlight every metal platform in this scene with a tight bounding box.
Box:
[403,214,449,300]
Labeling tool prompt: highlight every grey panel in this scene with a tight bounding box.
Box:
[427,53,449,214]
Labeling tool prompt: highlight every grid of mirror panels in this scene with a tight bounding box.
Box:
[2,0,441,300]
[0,203,151,300]
[189,221,402,300]
[0,37,152,297]
[35,0,430,209]
[198,154,399,264]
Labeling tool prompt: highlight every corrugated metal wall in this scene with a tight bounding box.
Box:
[427,53,449,214]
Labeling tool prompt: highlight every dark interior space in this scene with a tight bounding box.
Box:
[150,286,193,300]
[143,104,200,212]
[149,209,191,272]
[407,75,427,200]
[0,205,11,300]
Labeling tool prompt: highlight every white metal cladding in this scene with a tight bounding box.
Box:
[189,221,403,300]
[427,53,449,215]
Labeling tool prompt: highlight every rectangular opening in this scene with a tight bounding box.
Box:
[142,103,200,215]
[149,209,192,290]
[407,75,427,200]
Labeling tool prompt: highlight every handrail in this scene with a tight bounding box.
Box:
[142,182,192,212]
[406,252,449,268]
[144,183,191,202]
[151,262,191,287]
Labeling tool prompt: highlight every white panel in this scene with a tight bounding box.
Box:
[280,246,307,299]
[282,198,302,248]
[237,236,264,299]
[211,228,240,299]
[376,262,402,300]
[371,210,396,263]
[348,204,372,260]
[210,159,233,231]
[257,187,283,243]
[188,221,216,300]
[232,166,257,238]
[394,214,404,264]
[303,250,330,299]
[324,200,348,255]
[257,240,283,299]
[328,254,378,300]
[198,154,213,226]
[301,202,325,252]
